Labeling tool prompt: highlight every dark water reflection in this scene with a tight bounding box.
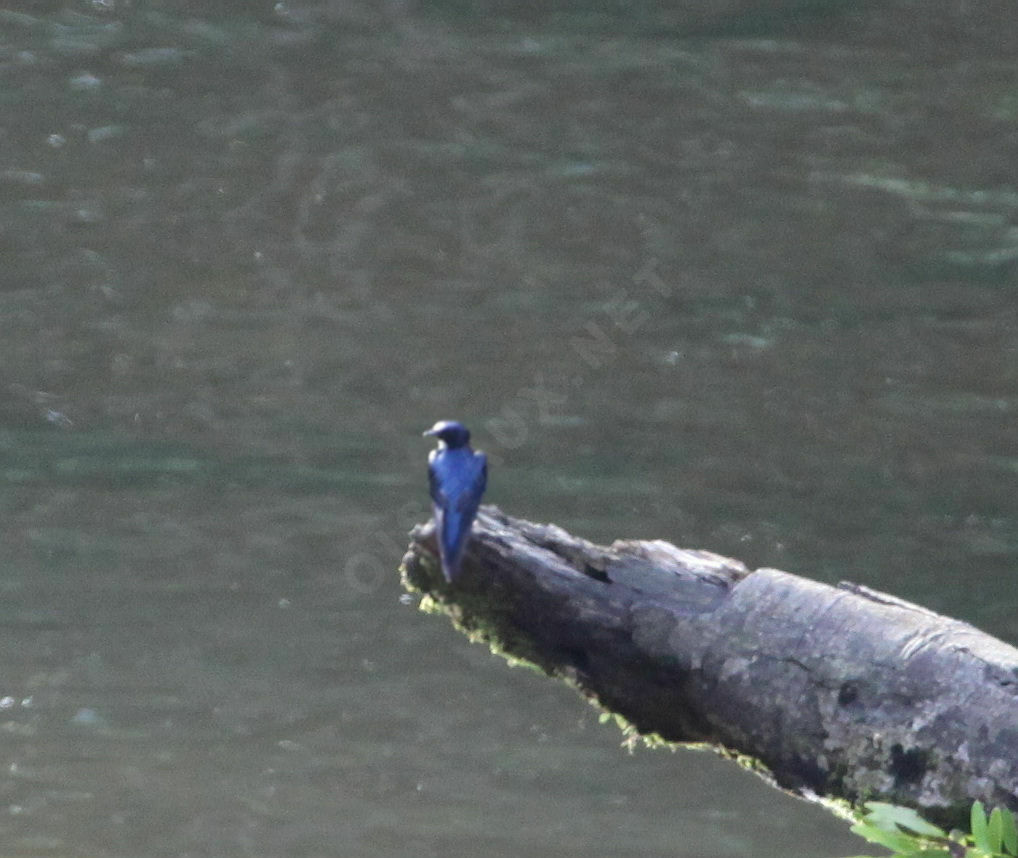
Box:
[1,1,1017,855]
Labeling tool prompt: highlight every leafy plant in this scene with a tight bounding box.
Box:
[846,800,1018,858]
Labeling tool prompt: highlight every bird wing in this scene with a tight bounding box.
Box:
[427,449,451,506]
[427,456,442,504]
[454,451,487,516]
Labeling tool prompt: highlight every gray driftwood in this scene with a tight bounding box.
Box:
[401,505,1018,826]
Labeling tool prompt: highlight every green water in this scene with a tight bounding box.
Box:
[1,1,1016,855]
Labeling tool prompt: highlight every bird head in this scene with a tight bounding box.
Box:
[423,420,471,449]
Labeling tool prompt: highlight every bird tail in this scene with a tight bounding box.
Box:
[436,508,469,582]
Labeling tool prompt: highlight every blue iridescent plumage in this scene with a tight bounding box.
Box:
[423,420,487,582]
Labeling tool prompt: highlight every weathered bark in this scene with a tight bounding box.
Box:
[400,505,1018,827]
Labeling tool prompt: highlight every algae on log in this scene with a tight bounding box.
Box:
[400,505,1018,825]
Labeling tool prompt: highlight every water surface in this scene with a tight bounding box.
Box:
[1,1,1017,855]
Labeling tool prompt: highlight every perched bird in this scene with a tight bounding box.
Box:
[423,420,487,582]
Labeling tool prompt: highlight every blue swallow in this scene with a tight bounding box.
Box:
[423,420,487,582]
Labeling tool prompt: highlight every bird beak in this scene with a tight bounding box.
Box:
[422,426,438,437]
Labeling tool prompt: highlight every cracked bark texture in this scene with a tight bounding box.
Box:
[401,506,1018,825]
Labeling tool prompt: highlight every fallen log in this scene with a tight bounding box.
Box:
[400,505,1018,828]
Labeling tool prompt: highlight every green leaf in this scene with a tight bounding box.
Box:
[972,802,990,853]
[863,802,947,838]
[842,847,951,858]
[851,821,925,853]
[989,808,1005,854]
[1000,807,1018,855]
